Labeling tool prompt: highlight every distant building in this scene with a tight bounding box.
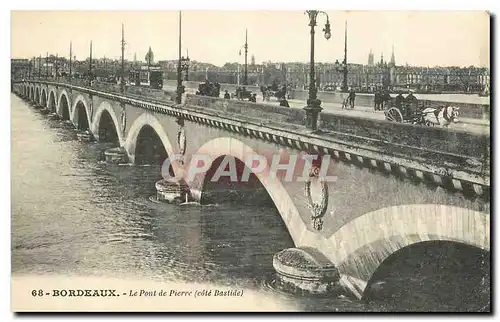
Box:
[11,58,30,79]
[367,49,374,67]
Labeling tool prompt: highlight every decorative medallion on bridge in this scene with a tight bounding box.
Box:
[176,117,187,164]
[120,102,127,137]
[304,164,329,231]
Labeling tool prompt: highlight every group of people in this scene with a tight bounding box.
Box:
[221,87,290,107]
[374,90,392,111]
[222,88,258,102]
[196,80,221,98]
[393,91,419,117]
[260,83,289,102]
[345,89,356,109]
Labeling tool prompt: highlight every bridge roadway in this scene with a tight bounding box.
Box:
[164,85,489,136]
[14,80,490,299]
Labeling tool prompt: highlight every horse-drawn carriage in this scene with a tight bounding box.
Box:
[261,85,288,101]
[384,100,459,127]
[233,87,253,100]
[196,81,220,98]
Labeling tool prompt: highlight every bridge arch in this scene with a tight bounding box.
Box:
[34,87,40,104]
[327,204,489,298]
[29,85,34,100]
[124,112,178,171]
[72,96,91,131]
[91,101,124,146]
[48,90,57,113]
[189,137,305,245]
[41,89,47,108]
[57,92,71,120]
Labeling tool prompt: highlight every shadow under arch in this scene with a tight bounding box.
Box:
[91,101,124,146]
[73,101,90,131]
[188,137,306,246]
[362,240,490,311]
[41,89,47,108]
[329,204,489,298]
[34,87,40,104]
[124,113,178,175]
[48,90,57,112]
[71,95,92,130]
[58,93,70,120]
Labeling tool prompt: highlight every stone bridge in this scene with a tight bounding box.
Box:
[13,80,490,298]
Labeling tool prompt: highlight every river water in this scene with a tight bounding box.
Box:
[10,94,490,312]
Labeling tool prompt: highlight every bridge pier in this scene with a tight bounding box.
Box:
[155,178,190,204]
[273,247,341,296]
[104,147,129,164]
[76,131,95,143]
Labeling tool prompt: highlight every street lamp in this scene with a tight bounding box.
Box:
[334,58,348,92]
[303,10,331,132]
[180,55,190,81]
[176,11,184,104]
[182,49,190,81]
[334,21,348,93]
[55,54,59,81]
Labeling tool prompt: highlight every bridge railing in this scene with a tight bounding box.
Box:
[184,94,490,165]
[164,79,490,120]
[25,78,490,169]
[30,77,177,106]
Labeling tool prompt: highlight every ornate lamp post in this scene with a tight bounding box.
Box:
[38,55,41,80]
[55,54,59,81]
[121,24,126,93]
[69,42,72,82]
[243,28,248,85]
[88,41,93,86]
[181,49,190,81]
[334,21,348,93]
[29,57,33,79]
[176,11,184,104]
[45,52,49,79]
[303,10,331,132]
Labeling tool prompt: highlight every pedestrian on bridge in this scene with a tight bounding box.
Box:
[348,89,356,109]
[279,98,290,107]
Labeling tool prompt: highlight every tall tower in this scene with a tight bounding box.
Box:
[390,44,395,66]
[368,48,374,66]
[380,53,384,66]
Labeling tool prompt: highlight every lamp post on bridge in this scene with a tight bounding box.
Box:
[121,23,126,93]
[38,55,41,80]
[334,20,348,93]
[55,54,58,81]
[69,41,72,82]
[29,57,33,80]
[243,28,248,85]
[46,52,49,80]
[88,41,93,86]
[303,10,331,132]
[183,49,190,81]
[176,11,185,104]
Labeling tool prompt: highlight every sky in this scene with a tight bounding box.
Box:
[11,10,490,67]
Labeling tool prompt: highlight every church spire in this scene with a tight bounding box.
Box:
[390,44,395,66]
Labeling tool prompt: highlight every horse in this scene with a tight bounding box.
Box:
[421,106,460,127]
